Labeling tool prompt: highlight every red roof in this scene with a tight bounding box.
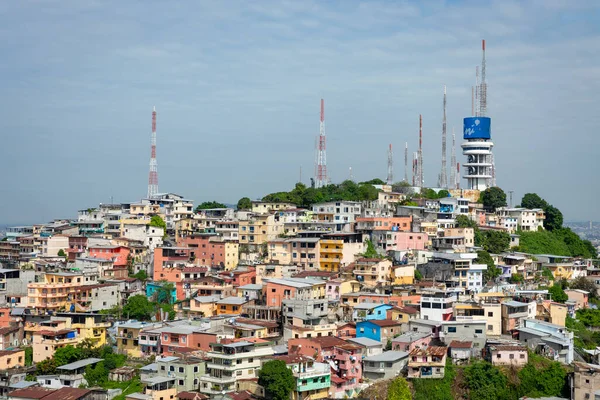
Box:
[369,320,403,327]
[330,375,346,384]
[5,387,53,399]
[397,306,419,315]
[41,388,91,400]
[449,341,473,349]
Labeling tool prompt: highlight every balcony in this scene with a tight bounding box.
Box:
[294,363,330,379]
[199,374,236,384]
[353,269,378,276]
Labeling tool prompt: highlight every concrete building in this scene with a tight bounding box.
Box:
[516,319,574,364]
[453,299,502,336]
[352,303,393,322]
[420,289,457,322]
[270,355,330,400]
[156,355,205,392]
[55,358,102,388]
[441,320,486,351]
[572,362,600,400]
[121,223,164,251]
[352,258,392,288]
[198,339,274,396]
[392,332,432,353]
[346,337,384,358]
[363,351,408,381]
[485,344,528,367]
[496,207,545,233]
[356,320,403,344]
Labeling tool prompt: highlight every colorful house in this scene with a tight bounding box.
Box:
[356,320,403,344]
[270,355,331,400]
[88,245,131,267]
[352,303,393,322]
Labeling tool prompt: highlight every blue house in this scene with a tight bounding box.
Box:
[146,281,177,304]
[356,320,404,343]
[352,303,393,322]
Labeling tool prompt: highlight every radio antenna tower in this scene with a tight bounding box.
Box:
[450,128,457,189]
[412,152,418,186]
[404,142,408,182]
[475,66,480,116]
[440,86,448,188]
[417,115,424,188]
[480,39,488,117]
[387,144,393,185]
[147,106,159,199]
[315,99,328,188]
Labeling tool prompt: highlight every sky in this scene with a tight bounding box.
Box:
[1,0,599,224]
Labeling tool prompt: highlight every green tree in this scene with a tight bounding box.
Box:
[385,338,393,351]
[392,181,414,195]
[477,250,501,282]
[149,215,167,238]
[132,270,148,281]
[509,273,524,284]
[437,189,450,198]
[154,282,175,304]
[258,360,296,400]
[544,204,563,231]
[482,230,510,254]
[57,249,66,257]
[84,361,108,387]
[420,188,438,199]
[479,187,507,211]
[159,303,176,320]
[387,376,412,400]
[521,193,548,209]
[122,295,155,321]
[237,197,252,210]
[549,284,568,303]
[195,201,227,212]
[24,347,33,366]
[518,360,568,398]
[360,178,386,185]
[463,361,515,400]
[37,358,57,375]
[54,345,83,366]
[362,240,382,259]
[455,215,477,228]
[414,269,423,281]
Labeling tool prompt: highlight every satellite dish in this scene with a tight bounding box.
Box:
[22,339,28,346]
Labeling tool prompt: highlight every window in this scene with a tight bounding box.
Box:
[487,312,493,317]
[475,329,483,334]
[236,370,243,376]
[164,335,168,341]
[520,354,525,359]
[447,327,456,333]
[161,366,166,371]
[193,366,198,372]
[122,339,128,345]
[178,367,184,373]
[169,366,175,372]
[178,379,184,385]
[487,324,493,331]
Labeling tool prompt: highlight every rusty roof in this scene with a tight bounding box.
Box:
[6,387,53,399]
[176,392,208,400]
[368,320,403,327]
[292,336,349,349]
[409,346,447,357]
[489,345,527,352]
[270,354,314,364]
[449,341,473,349]
[0,326,21,335]
[41,388,91,400]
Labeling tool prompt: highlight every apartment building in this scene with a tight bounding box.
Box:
[420,290,457,322]
[352,258,392,288]
[238,213,284,246]
[496,207,545,233]
[156,355,205,392]
[453,299,502,336]
[265,278,325,308]
[199,339,274,396]
[407,346,447,379]
[271,355,331,400]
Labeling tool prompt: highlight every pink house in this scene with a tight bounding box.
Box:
[88,245,130,267]
[487,345,528,366]
[392,332,432,352]
[393,232,428,251]
[565,289,589,310]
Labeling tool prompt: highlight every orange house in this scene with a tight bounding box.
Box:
[177,233,225,267]
[355,216,412,231]
[219,268,256,287]
[157,326,218,355]
[265,279,324,308]
[88,245,130,267]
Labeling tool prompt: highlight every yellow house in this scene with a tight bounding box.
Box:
[30,318,80,362]
[387,306,419,323]
[284,323,337,340]
[215,297,251,316]
[224,240,239,270]
[268,239,293,264]
[320,239,342,272]
[127,377,177,400]
[392,264,415,285]
[0,349,25,370]
[54,312,111,347]
[116,321,156,358]
[27,272,99,312]
[186,295,219,317]
[239,213,284,246]
[544,263,574,280]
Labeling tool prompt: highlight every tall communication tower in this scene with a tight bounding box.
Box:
[416,115,424,188]
[315,99,328,188]
[450,128,457,189]
[412,152,418,187]
[404,142,408,182]
[387,144,393,185]
[147,106,159,199]
[439,85,448,188]
[462,39,495,191]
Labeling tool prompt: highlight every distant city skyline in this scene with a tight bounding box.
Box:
[1,1,599,224]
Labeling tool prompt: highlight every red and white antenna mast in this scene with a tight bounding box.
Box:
[315,99,328,188]
[147,106,159,198]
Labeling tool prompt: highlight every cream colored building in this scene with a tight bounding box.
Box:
[251,201,297,213]
[239,213,284,246]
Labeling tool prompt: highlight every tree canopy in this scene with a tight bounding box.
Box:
[477,250,501,282]
[569,276,598,298]
[359,178,386,185]
[516,228,597,258]
[258,360,295,400]
[149,215,166,230]
[122,295,156,321]
[387,376,412,400]
[463,361,514,400]
[548,284,568,303]
[480,230,510,254]
[261,180,379,208]
[237,197,252,210]
[520,193,563,231]
[391,181,414,195]
[195,201,227,212]
[455,215,477,229]
[479,187,507,211]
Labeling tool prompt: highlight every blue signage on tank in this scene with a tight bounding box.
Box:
[463,117,491,139]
